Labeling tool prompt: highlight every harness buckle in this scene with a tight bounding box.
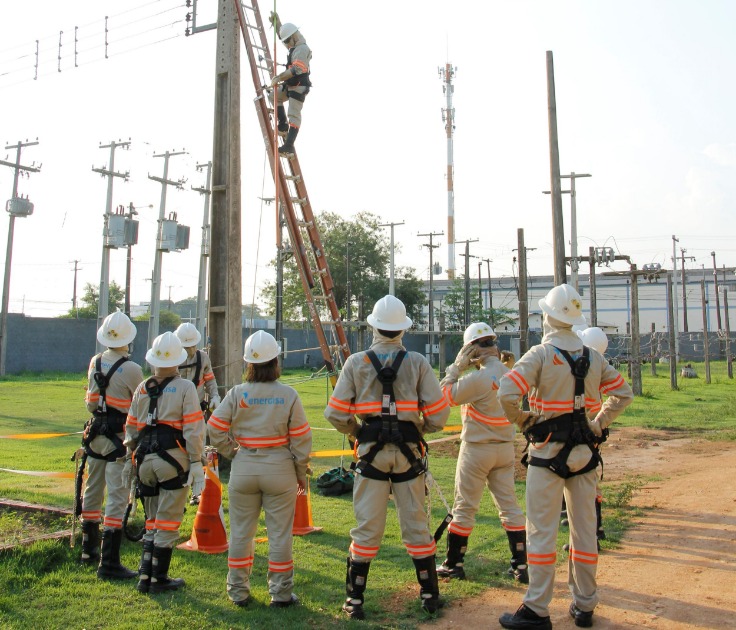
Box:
[146,414,154,426]
[574,394,585,410]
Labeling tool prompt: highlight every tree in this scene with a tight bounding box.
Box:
[260,211,425,325]
[133,310,181,329]
[60,281,125,319]
[440,277,516,331]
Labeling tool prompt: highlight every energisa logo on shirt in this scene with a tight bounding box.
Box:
[239,392,285,408]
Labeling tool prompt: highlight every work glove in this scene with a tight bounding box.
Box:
[500,351,516,369]
[519,411,539,432]
[270,73,284,87]
[209,396,221,413]
[587,418,603,437]
[269,11,280,28]
[186,461,205,497]
[120,458,135,488]
[453,344,478,372]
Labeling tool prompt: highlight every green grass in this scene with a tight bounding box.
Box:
[0,364,734,628]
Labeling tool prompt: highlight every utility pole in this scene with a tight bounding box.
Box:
[345,240,354,323]
[671,235,680,362]
[123,203,142,318]
[516,228,529,355]
[680,248,695,332]
[192,161,212,346]
[457,238,479,326]
[666,274,678,390]
[711,251,722,331]
[0,139,40,376]
[419,231,442,362]
[477,260,483,315]
[92,139,130,349]
[483,258,494,325]
[439,63,456,280]
[701,279,711,384]
[147,150,186,349]
[546,51,566,285]
[378,220,404,295]
[588,246,597,326]
[724,288,733,379]
[71,260,81,319]
[209,0,242,393]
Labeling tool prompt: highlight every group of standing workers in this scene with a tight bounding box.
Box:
[79,281,632,627]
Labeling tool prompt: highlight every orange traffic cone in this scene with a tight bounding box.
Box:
[292,481,322,536]
[178,452,229,554]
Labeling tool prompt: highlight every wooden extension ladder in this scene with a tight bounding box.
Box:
[233,0,350,381]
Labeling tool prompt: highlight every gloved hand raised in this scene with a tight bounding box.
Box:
[453,344,478,372]
[269,11,280,28]
[186,461,205,497]
[500,351,516,369]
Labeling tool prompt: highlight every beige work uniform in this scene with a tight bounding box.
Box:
[498,322,633,617]
[272,32,311,128]
[82,350,143,530]
[440,355,525,538]
[325,335,450,563]
[178,349,219,405]
[208,381,312,604]
[125,376,204,548]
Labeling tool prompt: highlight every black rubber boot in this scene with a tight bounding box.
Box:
[278,126,299,155]
[499,603,552,629]
[436,532,468,579]
[149,546,185,594]
[570,603,594,627]
[137,540,154,593]
[595,496,606,542]
[97,529,137,580]
[506,530,529,584]
[276,105,288,133]
[342,557,370,620]
[413,555,441,615]
[80,521,100,566]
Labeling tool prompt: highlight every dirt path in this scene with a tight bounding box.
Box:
[422,428,736,629]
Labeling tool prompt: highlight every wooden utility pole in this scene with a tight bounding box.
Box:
[209,0,242,392]
[667,274,678,390]
[546,51,566,285]
[701,279,711,384]
[517,228,529,356]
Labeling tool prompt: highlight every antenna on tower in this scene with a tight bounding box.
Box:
[439,62,456,280]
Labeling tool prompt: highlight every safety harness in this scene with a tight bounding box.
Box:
[82,355,129,462]
[522,346,608,479]
[351,350,428,483]
[285,46,311,100]
[133,376,188,496]
[181,350,209,412]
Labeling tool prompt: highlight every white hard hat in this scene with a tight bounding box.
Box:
[146,331,187,368]
[538,283,586,326]
[572,319,588,333]
[577,327,609,355]
[97,311,137,347]
[279,22,299,41]
[366,295,413,331]
[243,330,281,364]
[174,322,201,348]
[463,322,496,346]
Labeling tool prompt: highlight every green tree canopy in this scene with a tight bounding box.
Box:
[440,277,517,332]
[260,211,425,326]
[133,309,181,329]
[59,281,125,319]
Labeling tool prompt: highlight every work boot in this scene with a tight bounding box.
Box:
[278,126,299,155]
[499,604,553,629]
[97,528,137,580]
[413,555,441,615]
[270,594,300,608]
[342,557,370,620]
[80,520,100,566]
[560,496,569,527]
[149,546,185,593]
[436,532,468,580]
[569,603,594,628]
[506,529,529,584]
[137,539,154,593]
[276,105,289,133]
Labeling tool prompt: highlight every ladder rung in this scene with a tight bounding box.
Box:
[257,64,272,72]
[285,174,302,183]
[252,44,268,52]
[241,4,256,12]
[317,268,328,276]
[247,23,262,32]
[296,219,313,228]
[291,197,307,205]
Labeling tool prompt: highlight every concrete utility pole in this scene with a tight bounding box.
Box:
[439,63,456,280]
[701,279,711,384]
[483,258,494,325]
[147,149,186,349]
[0,139,40,376]
[517,228,529,356]
[208,0,242,393]
[419,231,442,361]
[93,139,130,348]
[666,274,678,390]
[379,220,404,295]
[724,288,733,379]
[546,51,566,286]
[478,260,483,313]
[71,260,81,319]
[671,235,680,362]
[457,238,479,326]
[711,251,722,331]
[680,248,695,332]
[192,161,212,347]
[588,246,597,326]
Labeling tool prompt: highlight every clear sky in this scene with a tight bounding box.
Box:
[1,0,735,319]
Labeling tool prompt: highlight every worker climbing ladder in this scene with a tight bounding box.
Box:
[233,0,350,381]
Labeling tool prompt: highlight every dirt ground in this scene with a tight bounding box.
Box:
[421,428,736,629]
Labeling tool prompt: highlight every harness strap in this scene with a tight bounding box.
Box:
[83,355,129,461]
[181,351,202,387]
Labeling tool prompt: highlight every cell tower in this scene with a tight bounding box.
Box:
[439,63,456,280]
